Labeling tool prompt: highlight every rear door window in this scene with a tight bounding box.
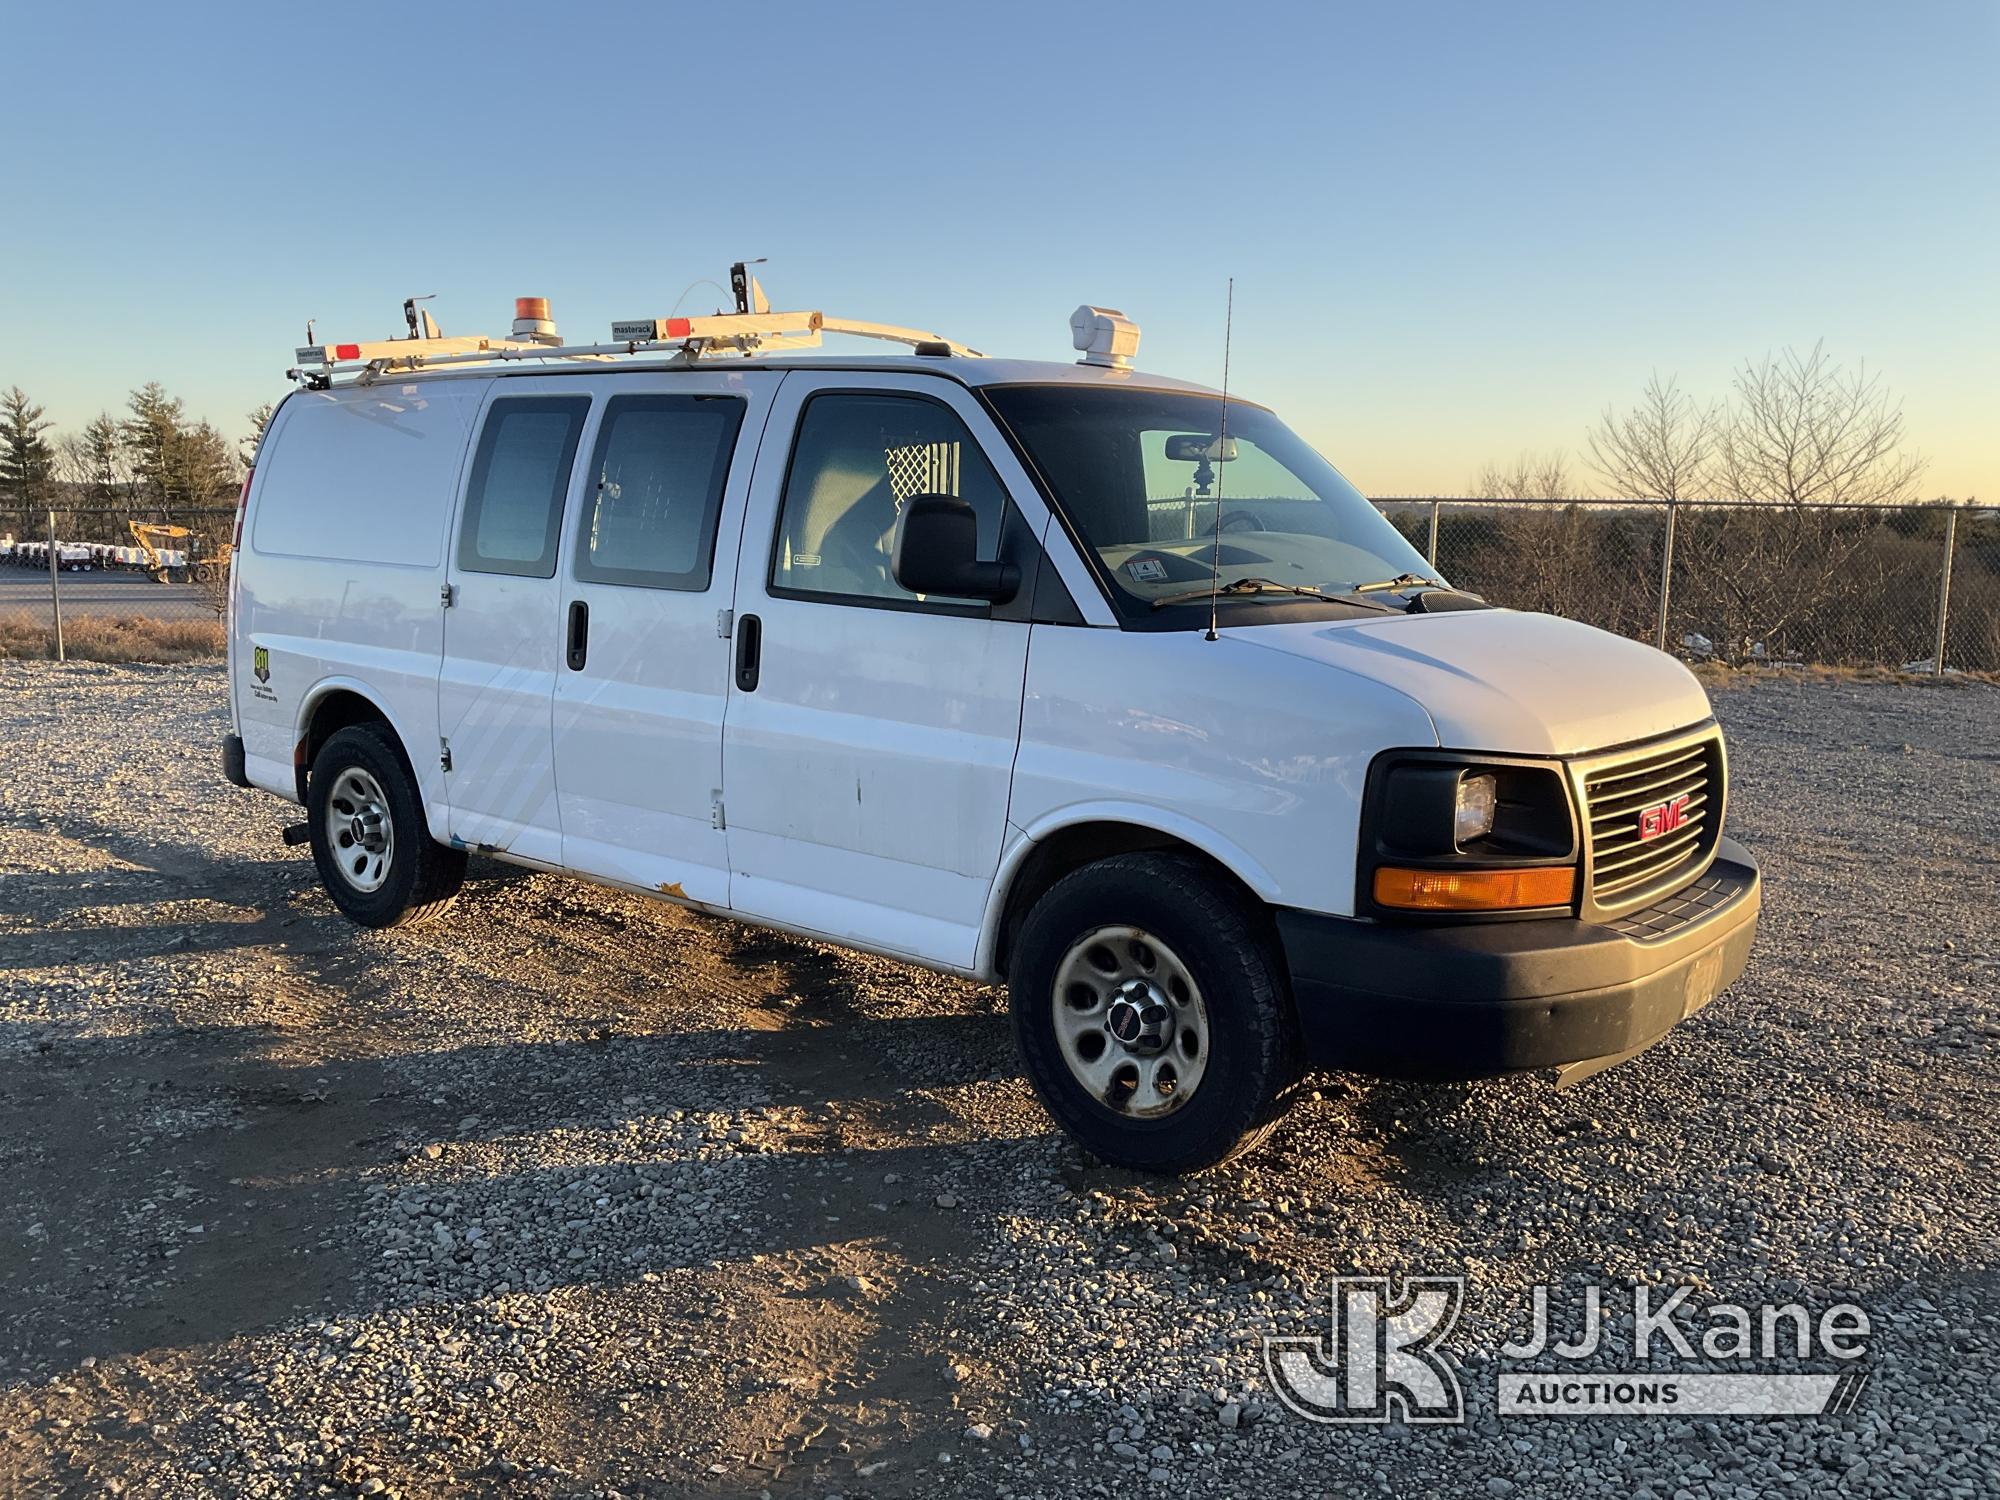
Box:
[457,396,591,577]
[574,394,746,591]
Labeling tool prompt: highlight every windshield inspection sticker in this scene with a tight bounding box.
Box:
[1265,1277,1872,1424]
[1126,557,1169,584]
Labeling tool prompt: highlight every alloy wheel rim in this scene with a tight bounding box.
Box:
[1051,925,1210,1118]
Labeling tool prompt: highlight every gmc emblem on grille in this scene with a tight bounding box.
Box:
[1638,792,1692,842]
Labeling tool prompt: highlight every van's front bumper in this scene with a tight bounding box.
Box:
[1276,838,1760,1080]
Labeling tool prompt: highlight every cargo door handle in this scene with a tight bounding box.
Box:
[735,613,761,692]
[566,600,589,671]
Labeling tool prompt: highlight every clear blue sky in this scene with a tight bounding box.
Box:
[3,1,1993,500]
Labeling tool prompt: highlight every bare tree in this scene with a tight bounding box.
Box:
[53,432,94,493]
[1586,373,1719,501]
[49,429,129,542]
[1469,451,1578,501]
[1714,342,1926,507]
[1455,453,1657,630]
[81,413,128,502]
[1649,345,1928,660]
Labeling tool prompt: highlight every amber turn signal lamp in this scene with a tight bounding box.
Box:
[1373,864,1576,912]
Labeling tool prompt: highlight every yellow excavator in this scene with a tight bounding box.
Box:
[195,542,233,586]
[129,521,233,584]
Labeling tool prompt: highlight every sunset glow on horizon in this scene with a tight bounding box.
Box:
[1,0,1992,501]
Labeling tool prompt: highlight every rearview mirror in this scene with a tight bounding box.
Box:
[1164,433,1238,463]
[891,494,1020,604]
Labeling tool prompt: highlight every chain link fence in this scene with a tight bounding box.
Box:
[2,497,1993,674]
[0,505,235,660]
[1375,498,1996,675]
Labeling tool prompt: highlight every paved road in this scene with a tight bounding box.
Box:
[0,566,213,622]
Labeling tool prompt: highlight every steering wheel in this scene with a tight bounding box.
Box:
[1218,508,1268,533]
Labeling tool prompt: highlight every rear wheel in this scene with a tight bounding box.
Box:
[308,724,465,927]
[1011,853,1298,1173]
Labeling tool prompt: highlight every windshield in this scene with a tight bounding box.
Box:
[983,385,1438,624]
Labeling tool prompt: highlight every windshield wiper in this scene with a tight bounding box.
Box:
[1351,572,1444,594]
[1150,577,1400,611]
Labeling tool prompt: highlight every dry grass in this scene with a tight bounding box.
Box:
[0,614,225,663]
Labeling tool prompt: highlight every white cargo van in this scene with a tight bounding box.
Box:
[225,285,1759,1172]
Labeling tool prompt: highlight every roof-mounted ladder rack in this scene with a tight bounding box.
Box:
[288,303,984,388]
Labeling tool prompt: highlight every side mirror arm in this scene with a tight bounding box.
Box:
[962,558,1020,605]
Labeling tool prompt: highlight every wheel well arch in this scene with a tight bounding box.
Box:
[296,686,403,802]
[988,820,1270,981]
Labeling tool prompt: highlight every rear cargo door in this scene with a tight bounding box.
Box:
[438,379,594,865]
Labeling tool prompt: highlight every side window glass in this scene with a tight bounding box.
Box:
[458,397,590,578]
[576,394,745,590]
[771,393,1007,606]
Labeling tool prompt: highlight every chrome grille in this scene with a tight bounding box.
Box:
[1582,732,1723,912]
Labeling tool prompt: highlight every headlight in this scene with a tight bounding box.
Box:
[1454,773,1498,846]
[1359,754,1580,916]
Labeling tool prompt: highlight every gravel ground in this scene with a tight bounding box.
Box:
[0,662,1994,1498]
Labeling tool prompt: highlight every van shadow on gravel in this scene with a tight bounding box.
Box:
[0,998,1040,1377]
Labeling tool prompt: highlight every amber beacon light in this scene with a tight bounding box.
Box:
[511,297,559,343]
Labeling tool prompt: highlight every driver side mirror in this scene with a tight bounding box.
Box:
[891,494,1020,604]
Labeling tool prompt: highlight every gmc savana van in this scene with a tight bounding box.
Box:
[224,286,1759,1173]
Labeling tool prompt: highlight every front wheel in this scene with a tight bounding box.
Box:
[307,724,465,928]
[1010,853,1298,1174]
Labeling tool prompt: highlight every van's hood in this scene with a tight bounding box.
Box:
[1228,609,1713,756]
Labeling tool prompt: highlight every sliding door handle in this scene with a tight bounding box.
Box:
[566,599,589,671]
[735,613,761,692]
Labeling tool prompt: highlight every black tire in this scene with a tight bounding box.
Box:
[1010,852,1299,1174]
[307,723,465,928]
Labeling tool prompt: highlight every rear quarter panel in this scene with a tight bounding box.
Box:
[233,379,486,823]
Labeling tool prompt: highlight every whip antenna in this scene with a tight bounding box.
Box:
[1205,277,1235,642]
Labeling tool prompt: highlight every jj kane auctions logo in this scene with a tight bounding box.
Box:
[1266,1277,1871,1423]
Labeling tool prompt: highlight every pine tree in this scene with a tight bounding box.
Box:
[168,419,239,507]
[242,402,274,469]
[122,382,185,517]
[0,387,56,509]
